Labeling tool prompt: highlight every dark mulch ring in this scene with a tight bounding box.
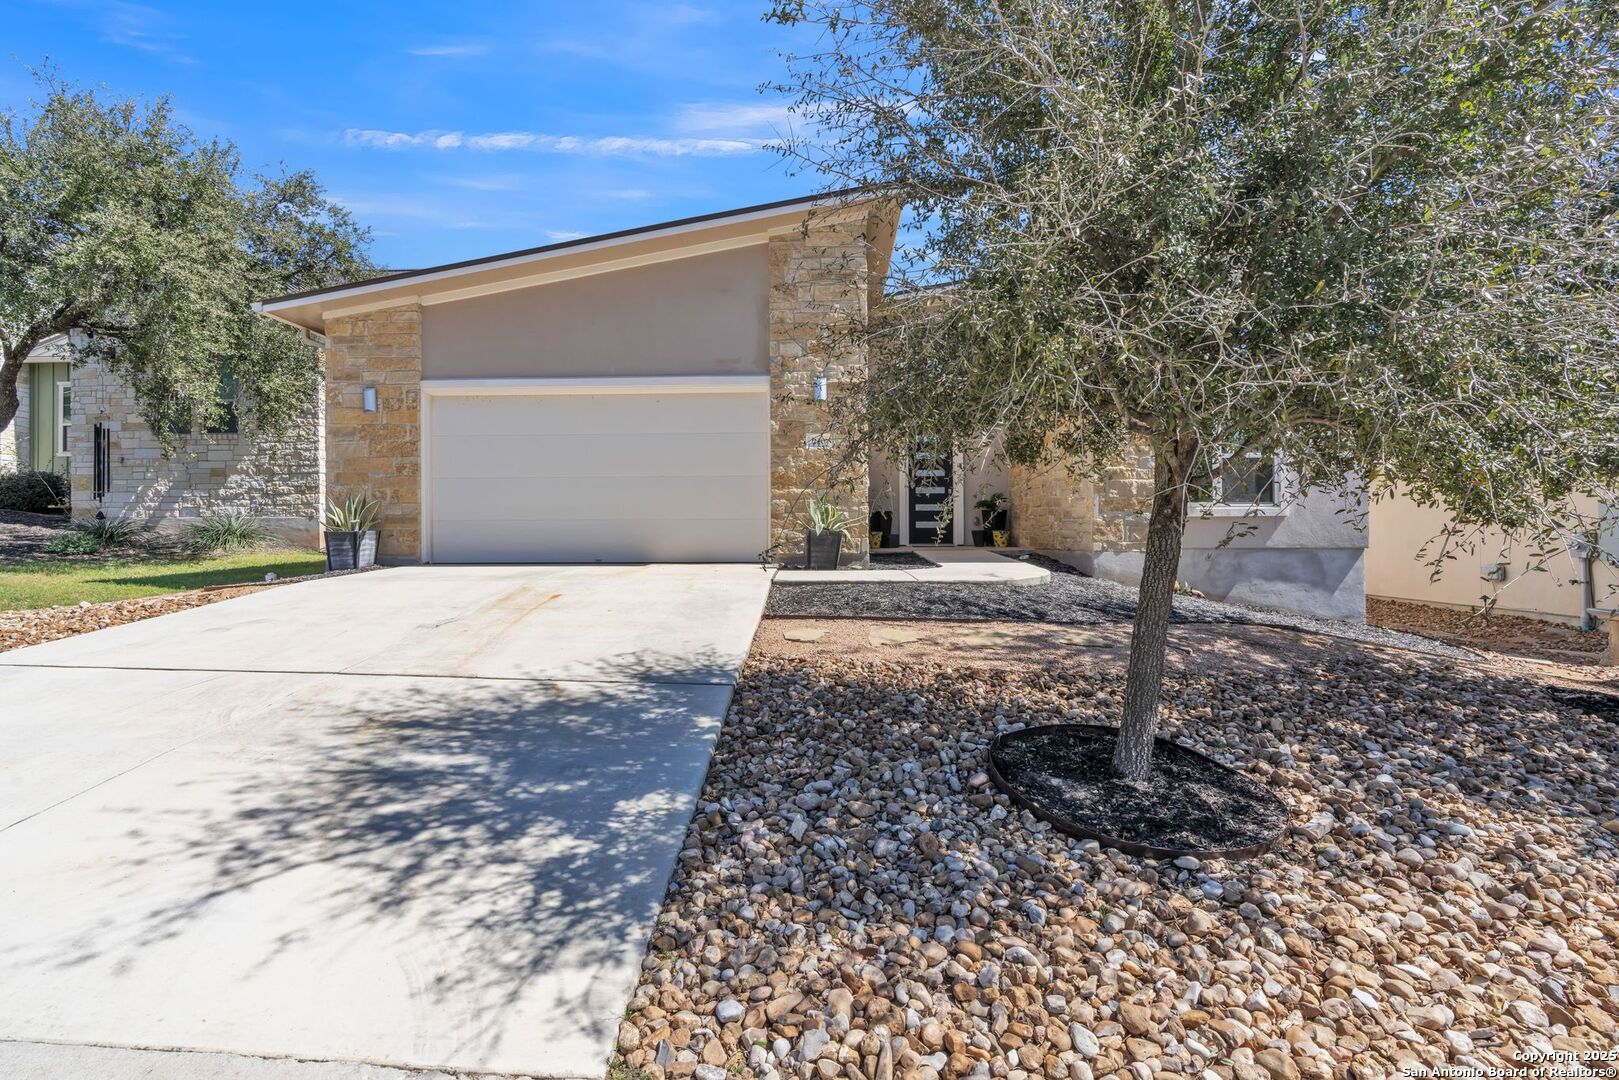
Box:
[990,723,1292,858]
[869,550,939,569]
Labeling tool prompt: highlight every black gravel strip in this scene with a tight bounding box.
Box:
[990,724,1290,857]
[767,552,1476,659]
[870,551,939,569]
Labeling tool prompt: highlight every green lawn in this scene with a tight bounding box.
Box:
[0,550,329,610]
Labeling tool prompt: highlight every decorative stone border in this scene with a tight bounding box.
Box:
[986,723,1289,860]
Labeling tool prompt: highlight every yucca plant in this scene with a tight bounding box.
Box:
[323,495,382,534]
[72,516,145,546]
[185,511,274,553]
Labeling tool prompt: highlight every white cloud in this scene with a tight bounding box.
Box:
[406,42,489,57]
[674,102,797,134]
[49,0,195,63]
[342,128,772,157]
[545,230,587,241]
[600,188,651,200]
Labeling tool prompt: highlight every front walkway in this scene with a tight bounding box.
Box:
[775,547,1050,586]
[0,564,772,1079]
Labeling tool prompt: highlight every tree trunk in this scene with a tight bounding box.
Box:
[0,344,23,438]
[1112,437,1195,781]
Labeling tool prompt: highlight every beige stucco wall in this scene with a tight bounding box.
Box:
[1367,489,1619,622]
[421,247,768,380]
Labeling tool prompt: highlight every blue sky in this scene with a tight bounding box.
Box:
[3,1,827,270]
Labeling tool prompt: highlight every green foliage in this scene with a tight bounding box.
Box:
[76,516,145,545]
[323,494,382,533]
[43,530,101,556]
[184,511,275,553]
[801,493,858,535]
[0,549,327,609]
[0,71,374,450]
[0,470,67,514]
[772,0,1619,544]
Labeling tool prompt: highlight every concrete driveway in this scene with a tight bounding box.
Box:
[0,564,772,1079]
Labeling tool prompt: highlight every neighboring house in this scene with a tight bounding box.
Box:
[1367,488,1619,626]
[257,190,1364,620]
[0,334,73,477]
[0,334,323,544]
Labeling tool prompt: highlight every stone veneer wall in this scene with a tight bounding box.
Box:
[0,376,27,472]
[66,357,322,543]
[1008,440,1155,555]
[767,204,881,561]
[323,305,422,561]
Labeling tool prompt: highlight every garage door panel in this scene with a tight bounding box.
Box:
[427,389,769,563]
[432,431,765,480]
[430,392,764,437]
[430,518,766,564]
[433,473,767,523]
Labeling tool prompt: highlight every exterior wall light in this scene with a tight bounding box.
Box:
[813,376,828,402]
[362,385,378,413]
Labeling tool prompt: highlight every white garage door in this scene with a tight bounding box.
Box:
[426,387,769,563]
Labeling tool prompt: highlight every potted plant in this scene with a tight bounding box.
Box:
[974,492,1008,547]
[802,494,856,569]
[868,508,895,550]
[324,494,382,571]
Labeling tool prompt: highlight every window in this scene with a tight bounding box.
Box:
[1190,448,1281,508]
[166,374,240,436]
[205,373,239,434]
[55,382,71,456]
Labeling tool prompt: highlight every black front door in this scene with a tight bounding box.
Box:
[909,448,953,544]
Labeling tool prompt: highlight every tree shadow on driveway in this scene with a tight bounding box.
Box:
[10,648,736,1073]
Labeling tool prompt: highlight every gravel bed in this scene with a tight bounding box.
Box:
[619,652,1619,1080]
[767,554,1475,660]
[0,509,69,561]
[0,590,248,652]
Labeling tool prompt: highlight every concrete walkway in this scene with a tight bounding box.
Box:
[774,547,1050,586]
[0,564,773,1079]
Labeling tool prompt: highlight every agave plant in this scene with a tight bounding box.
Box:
[800,494,856,536]
[323,495,382,534]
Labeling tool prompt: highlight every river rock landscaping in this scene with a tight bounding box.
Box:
[618,647,1619,1080]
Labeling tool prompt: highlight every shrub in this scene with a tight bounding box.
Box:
[44,530,103,556]
[0,470,68,514]
[184,511,275,553]
[74,516,146,546]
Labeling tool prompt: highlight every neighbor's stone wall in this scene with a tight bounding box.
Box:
[323,305,422,561]
[66,357,322,544]
[0,374,27,472]
[767,204,882,561]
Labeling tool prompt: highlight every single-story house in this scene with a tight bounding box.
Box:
[0,334,322,543]
[256,190,1367,620]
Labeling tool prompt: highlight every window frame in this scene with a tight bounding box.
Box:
[1188,448,1290,517]
[55,381,71,456]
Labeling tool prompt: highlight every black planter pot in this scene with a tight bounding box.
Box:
[804,529,844,569]
[325,529,379,571]
[971,528,989,547]
[984,508,1009,532]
